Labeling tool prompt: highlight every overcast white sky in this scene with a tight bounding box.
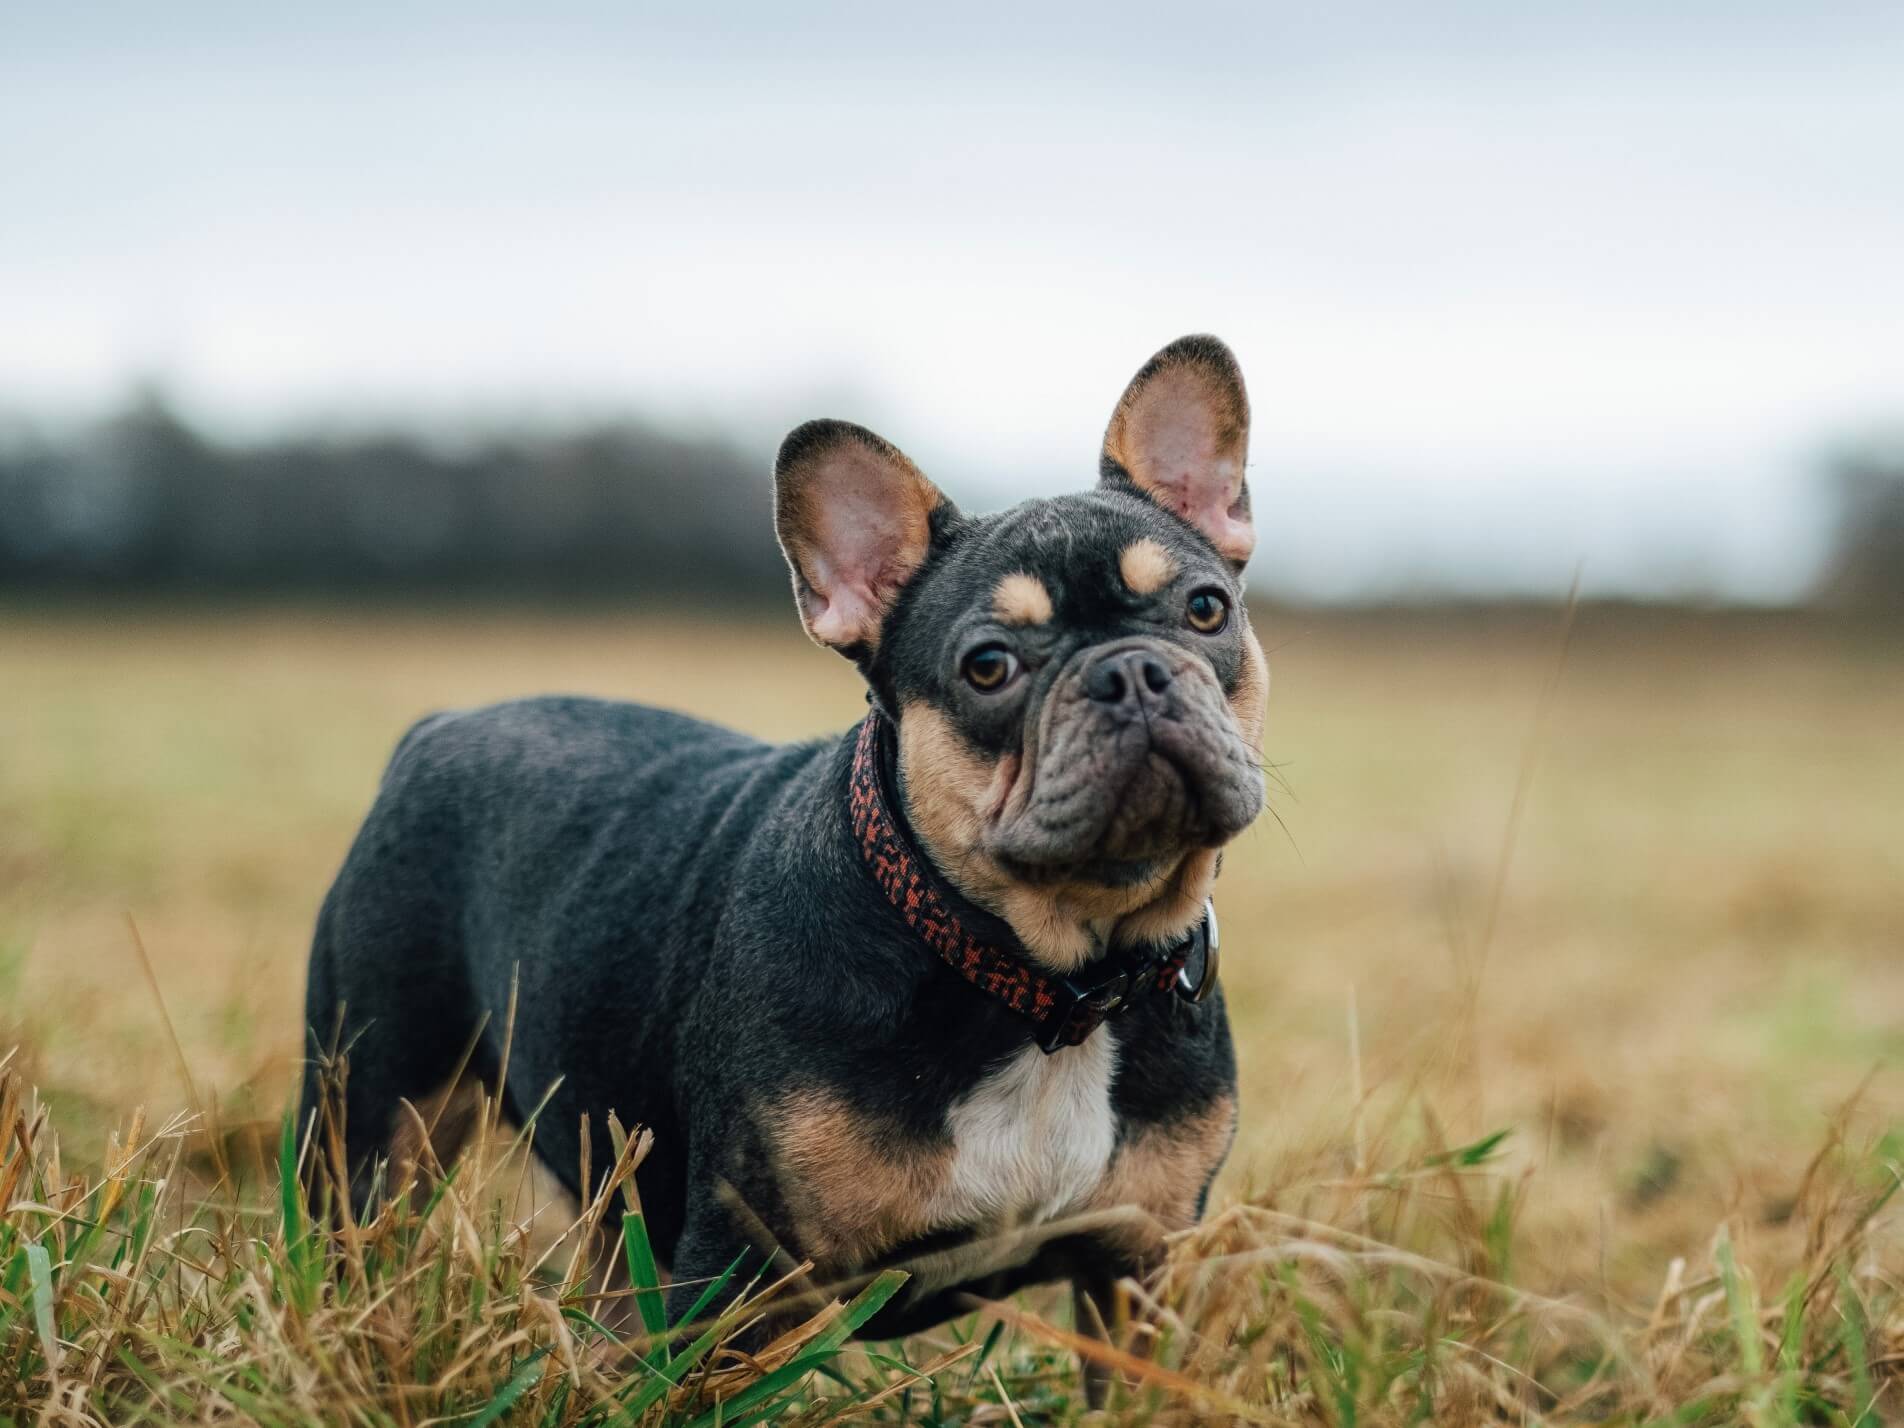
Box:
[4,3,1901,599]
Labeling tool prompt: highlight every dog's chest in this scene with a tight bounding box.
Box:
[928,1033,1119,1230]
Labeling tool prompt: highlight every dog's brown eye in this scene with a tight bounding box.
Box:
[1186,590,1230,634]
[961,645,1019,692]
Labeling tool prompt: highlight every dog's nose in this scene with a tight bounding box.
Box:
[1085,649,1173,707]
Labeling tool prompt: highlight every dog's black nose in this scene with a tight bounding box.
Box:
[1085,649,1174,706]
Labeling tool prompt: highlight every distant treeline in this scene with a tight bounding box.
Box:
[1815,432,1904,612]
[4,398,1901,609]
[0,397,789,600]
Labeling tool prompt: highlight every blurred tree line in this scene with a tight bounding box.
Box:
[4,396,1901,609]
[1813,431,1904,612]
[0,395,788,601]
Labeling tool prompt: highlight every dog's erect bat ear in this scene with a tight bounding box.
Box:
[774,419,951,656]
[1099,334,1254,567]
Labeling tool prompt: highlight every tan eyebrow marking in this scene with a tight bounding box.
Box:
[1118,538,1178,595]
[992,572,1053,626]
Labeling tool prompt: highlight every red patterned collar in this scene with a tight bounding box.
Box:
[847,710,1218,1053]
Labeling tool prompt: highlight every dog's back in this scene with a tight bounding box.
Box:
[300,695,813,1218]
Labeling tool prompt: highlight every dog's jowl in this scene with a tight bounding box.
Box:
[301,334,1269,1344]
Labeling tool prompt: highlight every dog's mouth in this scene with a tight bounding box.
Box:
[982,649,1264,886]
[994,847,1170,889]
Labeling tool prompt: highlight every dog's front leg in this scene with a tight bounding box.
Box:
[1069,1229,1167,1412]
[1072,1270,1122,1410]
[660,1212,754,1334]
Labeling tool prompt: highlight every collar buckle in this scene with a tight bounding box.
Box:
[1174,897,1221,1004]
[1031,897,1223,1053]
[1038,962,1136,1053]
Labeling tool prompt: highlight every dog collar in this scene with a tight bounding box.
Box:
[847,711,1219,1053]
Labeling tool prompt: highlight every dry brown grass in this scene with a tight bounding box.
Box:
[2,601,1902,1422]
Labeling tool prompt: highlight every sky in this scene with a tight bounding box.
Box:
[4,2,1902,600]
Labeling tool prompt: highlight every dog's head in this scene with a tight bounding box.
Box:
[775,335,1268,969]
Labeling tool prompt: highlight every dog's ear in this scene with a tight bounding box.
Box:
[775,419,952,656]
[1100,334,1254,567]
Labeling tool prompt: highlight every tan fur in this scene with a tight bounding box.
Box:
[768,1088,953,1269]
[1117,538,1178,596]
[1090,1093,1237,1253]
[1116,847,1219,948]
[1231,618,1269,754]
[899,701,1199,972]
[897,701,1016,899]
[387,1076,485,1197]
[992,572,1054,626]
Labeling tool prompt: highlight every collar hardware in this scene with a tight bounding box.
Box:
[1177,896,1219,1003]
[848,712,1219,1053]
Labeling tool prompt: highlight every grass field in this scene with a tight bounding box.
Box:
[3,602,1901,1423]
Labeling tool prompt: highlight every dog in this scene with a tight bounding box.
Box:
[299,333,1268,1350]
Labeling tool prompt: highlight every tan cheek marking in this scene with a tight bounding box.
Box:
[991,572,1053,626]
[899,701,1005,869]
[1230,619,1268,755]
[1118,538,1178,596]
[900,701,1185,973]
[769,1090,952,1270]
[1091,1094,1237,1255]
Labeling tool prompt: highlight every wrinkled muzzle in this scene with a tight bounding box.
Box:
[987,639,1264,880]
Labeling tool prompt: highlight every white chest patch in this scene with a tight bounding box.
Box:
[929,1032,1119,1231]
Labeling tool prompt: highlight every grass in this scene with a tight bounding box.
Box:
[2,601,1903,1422]
[4,1053,1899,1424]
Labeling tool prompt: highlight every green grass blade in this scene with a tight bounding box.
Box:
[805,1268,907,1355]
[560,1304,624,1346]
[681,1352,834,1428]
[26,1241,58,1374]
[593,1250,751,1418]
[415,1160,462,1224]
[465,1346,551,1428]
[970,1318,1007,1378]
[1836,1264,1877,1428]
[275,1111,319,1312]
[607,1269,905,1428]
[677,1270,911,1427]
[1715,1231,1763,1378]
[277,1110,302,1235]
[605,1306,740,1424]
[1484,1180,1516,1280]
[676,1249,749,1331]
[1426,1128,1512,1168]
[621,1211,669,1351]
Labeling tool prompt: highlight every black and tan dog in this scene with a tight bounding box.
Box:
[300,334,1269,1343]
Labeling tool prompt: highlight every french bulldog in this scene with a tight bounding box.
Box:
[300,333,1268,1353]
